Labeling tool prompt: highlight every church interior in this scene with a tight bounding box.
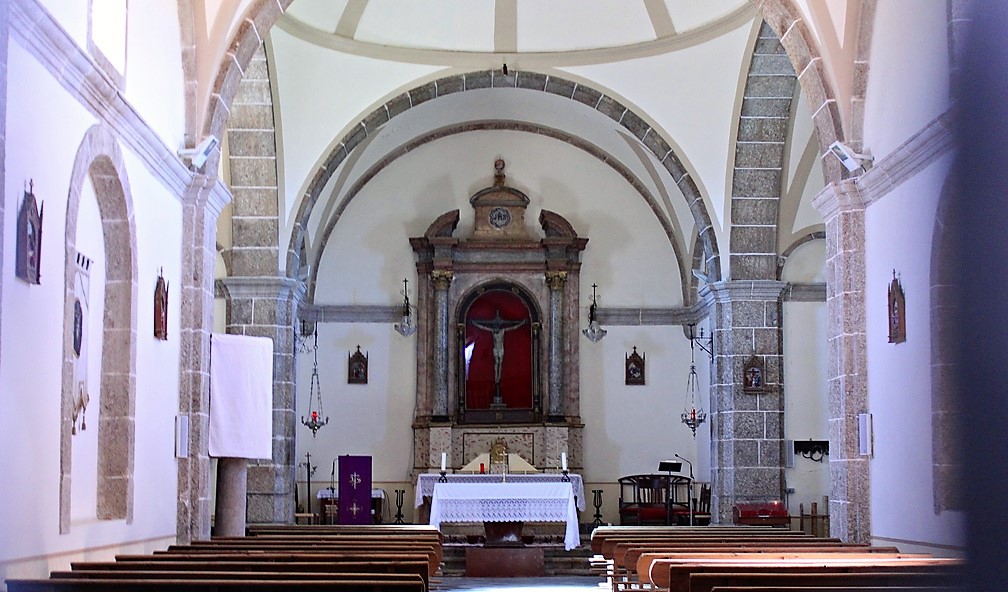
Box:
[0,0,984,586]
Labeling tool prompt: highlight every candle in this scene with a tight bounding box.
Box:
[441,452,446,472]
[561,452,568,471]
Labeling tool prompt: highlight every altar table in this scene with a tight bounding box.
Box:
[415,473,585,511]
[429,481,581,550]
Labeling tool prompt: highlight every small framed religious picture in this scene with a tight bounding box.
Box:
[16,180,44,285]
[154,268,169,340]
[888,270,906,344]
[625,346,645,385]
[348,345,368,384]
[742,355,766,393]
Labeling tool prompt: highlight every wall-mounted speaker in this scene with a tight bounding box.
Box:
[858,413,873,457]
[176,414,190,458]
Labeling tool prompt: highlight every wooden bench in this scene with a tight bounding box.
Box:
[646,556,964,591]
[66,559,431,589]
[692,571,962,592]
[117,551,439,578]
[7,575,426,592]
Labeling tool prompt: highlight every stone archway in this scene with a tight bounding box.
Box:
[59,124,139,534]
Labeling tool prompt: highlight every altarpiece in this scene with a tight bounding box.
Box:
[410,161,588,479]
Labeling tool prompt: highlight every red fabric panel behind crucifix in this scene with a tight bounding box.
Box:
[464,291,533,410]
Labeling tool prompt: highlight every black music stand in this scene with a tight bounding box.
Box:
[658,461,682,525]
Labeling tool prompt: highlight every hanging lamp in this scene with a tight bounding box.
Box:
[681,323,710,437]
[301,331,329,437]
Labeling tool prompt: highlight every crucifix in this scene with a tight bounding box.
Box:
[471,310,527,407]
[298,452,317,519]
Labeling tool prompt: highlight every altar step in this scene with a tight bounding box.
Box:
[439,542,596,577]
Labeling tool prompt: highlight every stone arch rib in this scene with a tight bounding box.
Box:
[729,21,797,280]
[751,0,847,183]
[60,124,139,533]
[282,70,721,291]
[304,120,692,307]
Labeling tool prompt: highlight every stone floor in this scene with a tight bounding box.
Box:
[436,576,607,591]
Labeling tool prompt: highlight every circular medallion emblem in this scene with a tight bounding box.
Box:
[489,207,512,229]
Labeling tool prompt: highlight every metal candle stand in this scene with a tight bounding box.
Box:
[561,469,571,483]
[438,470,448,483]
[393,489,405,524]
[592,489,604,527]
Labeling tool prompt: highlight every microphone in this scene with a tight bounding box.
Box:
[674,453,694,480]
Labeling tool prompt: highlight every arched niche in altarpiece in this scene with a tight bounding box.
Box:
[457,282,543,424]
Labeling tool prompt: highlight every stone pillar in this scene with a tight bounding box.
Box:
[431,270,453,422]
[219,276,302,524]
[214,457,248,536]
[545,271,567,421]
[813,179,870,543]
[177,176,230,543]
[704,280,787,524]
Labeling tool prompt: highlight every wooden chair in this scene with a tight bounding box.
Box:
[617,474,690,525]
[693,482,712,525]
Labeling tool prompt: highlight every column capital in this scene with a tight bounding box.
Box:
[430,270,453,290]
[545,271,568,290]
[812,178,865,220]
[218,276,304,303]
[701,280,788,303]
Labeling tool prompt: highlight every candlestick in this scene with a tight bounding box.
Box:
[440,452,446,472]
[561,452,567,471]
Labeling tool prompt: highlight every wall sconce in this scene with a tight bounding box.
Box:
[301,331,328,437]
[294,319,316,355]
[394,278,417,337]
[681,323,711,437]
[582,283,607,342]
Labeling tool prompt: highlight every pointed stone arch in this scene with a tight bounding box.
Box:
[59,124,139,533]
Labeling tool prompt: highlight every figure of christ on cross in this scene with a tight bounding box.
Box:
[471,310,528,405]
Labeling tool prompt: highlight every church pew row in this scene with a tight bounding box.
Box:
[119,551,439,578]
[164,543,442,570]
[246,524,441,539]
[644,557,964,592]
[66,559,430,589]
[601,535,843,559]
[690,571,962,592]
[595,534,856,581]
[622,545,902,576]
[619,545,905,580]
[707,587,960,592]
[6,575,425,592]
[180,539,442,558]
[590,526,790,553]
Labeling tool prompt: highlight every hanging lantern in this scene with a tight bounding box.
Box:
[681,323,710,437]
[301,331,329,436]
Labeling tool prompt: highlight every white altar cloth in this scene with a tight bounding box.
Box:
[415,473,585,511]
[429,482,580,551]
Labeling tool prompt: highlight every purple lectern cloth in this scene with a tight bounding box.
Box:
[338,455,372,524]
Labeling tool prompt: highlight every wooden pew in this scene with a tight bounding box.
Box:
[620,544,902,579]
[7,575,426,592]
[591,526,787,553]
[645,556,963,592]
[178,539,442,563]
[691,571,962,592]
[116,551,439,578]
[708,587,960,592]
[66,559,431,589]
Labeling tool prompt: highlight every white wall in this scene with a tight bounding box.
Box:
[862,0,951,157]
[864,154,963,552]
[1,18,185,582]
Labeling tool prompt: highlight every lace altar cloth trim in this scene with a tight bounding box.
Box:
[415,473,585,511]
[429,482,580,550]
